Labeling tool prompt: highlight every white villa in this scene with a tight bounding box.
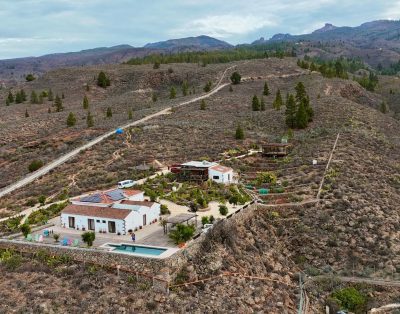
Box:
[61,188,160,235]
[179,161,236,184]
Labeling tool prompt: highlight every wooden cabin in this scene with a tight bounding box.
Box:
[262,143,292,157]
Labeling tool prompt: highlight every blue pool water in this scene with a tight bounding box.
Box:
[110,244,167,256]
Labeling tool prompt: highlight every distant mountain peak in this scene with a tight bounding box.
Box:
[312,23,338,34]
[144,35,232,49]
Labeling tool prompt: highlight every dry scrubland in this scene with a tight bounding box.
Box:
[0,63,227,190]
[1,58,400,312]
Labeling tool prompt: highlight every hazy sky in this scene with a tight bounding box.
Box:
[0,0,399,59]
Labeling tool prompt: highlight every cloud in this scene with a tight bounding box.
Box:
[171,14,277,38]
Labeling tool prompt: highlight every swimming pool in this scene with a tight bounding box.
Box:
[108,244,167,256]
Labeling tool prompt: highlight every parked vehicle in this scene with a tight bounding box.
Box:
[118,180,136,188]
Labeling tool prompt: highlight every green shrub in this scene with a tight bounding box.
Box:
[28,160,44,172]
[331,287,367,312]
[169,224,195,244]
[82,232,96,247]
[20,224,31,237]
[201,216,209,226]
[0,250,22,270]
[160,204,170,215]
[256,171,277,186]
[219,204,228,216]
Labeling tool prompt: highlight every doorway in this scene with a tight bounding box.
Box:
[108,221,116,233]
[143,214,147,226]
[88,219,95,231]
[68,216,75,229]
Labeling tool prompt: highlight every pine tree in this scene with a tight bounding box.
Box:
[85,84,90,92]
[295,82,313,121]
[66,112,76,127]
[86,111,94,127]
[235,125,244,140]
[273,89,283,110]
[54,95,63,112]
[152,93,158,102]
[182,81,189,96]
[285,94,297,128]
[169,87,176,99]
[200,99,206,110]
[5,98,10,106]
[48,89,54,101]
[263,82,270,96]
[295,102,308,129]
[83,95,89,109]
[106,107,112,118]
[30,91,38,104]
[25,109,29,117]
[252,95,260,111]
[260,97,265,111]
[7,91,14,103]
[128,109,133,119]
[230,71,241,84]
[97,71,110,88]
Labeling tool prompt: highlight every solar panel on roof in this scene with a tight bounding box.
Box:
[106,189,125,201]
[80,194,102,203]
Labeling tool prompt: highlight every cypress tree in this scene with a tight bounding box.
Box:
[380,101,388,114]
[128,109,133,119]
[106,107,112,118]
[38,94,44,104]
[62,93,65,99]
[83,95,89,109]
[229,85,233,92]
[252,95,260,111]
[66,112,76,127]
[25,109,29,117]
[235,125,244,140]
[200,99,206,110]
[273,89,283,110]
[87,111,94,127]
[263,82,270,96]
[169,87,176,99]
[5,98,10,106]
[203,81,212,92]
[48,107,51,114]
[152,93,158,102]
[15,91,23,104]
[285,94,297,128]
[54,95,63,112]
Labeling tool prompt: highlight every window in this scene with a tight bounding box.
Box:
[68,216,75,228]
[96,220,100,223]
[102,220,106,223]
[213,175,220,180]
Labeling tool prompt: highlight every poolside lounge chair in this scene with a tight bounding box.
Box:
[34,234,40,242]
[62,238,68,246]
[38,235,43,242]
[43,230,50,237]
[73,239,79,247]
[26,234,33,241]
[67,239,73,246]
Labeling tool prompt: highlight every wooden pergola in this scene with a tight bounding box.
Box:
[163,213,197,234]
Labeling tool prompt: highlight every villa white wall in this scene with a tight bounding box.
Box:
[60,213,127,235]
[208,168,234,184]
[127,192,145,201]
[69,201,110,207]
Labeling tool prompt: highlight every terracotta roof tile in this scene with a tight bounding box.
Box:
[62,204,131,220]
[123,189,144,197]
